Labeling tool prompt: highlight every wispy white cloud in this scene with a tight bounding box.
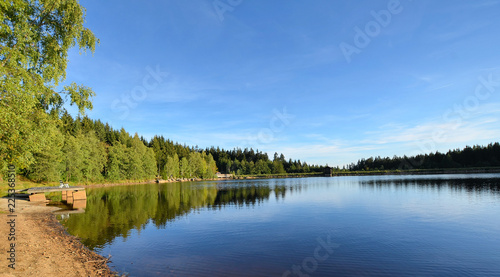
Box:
[358,103,500,153]
[263,103,500,166]
[146,102,500,167]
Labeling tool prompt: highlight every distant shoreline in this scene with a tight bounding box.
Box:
[327,167,500,177]
[4,167,500,193]
[77,167,500,189]
[6,167,498,194]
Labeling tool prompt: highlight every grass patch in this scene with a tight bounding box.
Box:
[0,177,52,197]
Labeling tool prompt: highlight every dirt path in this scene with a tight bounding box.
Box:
[0,198,113,277]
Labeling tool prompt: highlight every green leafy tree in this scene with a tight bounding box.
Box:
[254,159,271,174]
[106,142,128,181]
[26,124,64,182]
[128,134,146,180]
[247,161,255,175]
[204,153,218,179]
[80,132,106,182]
[272,160,286,174]
[1,0,98,169]
[180,157,189,178]
[143,147,157,179]
[188,152,203,178]
[164,153,180,179]
[62,133,83,182]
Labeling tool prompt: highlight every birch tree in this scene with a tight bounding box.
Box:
[0,0,98,169]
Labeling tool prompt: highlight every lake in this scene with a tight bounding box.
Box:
[59,174,500,276]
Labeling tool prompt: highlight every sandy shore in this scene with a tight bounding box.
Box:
[0,198,113,277]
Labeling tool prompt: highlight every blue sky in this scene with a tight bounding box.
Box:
[64,0,500,167]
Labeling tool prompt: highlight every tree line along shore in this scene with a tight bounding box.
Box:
[0,112,328,186]
[1,112,499,189]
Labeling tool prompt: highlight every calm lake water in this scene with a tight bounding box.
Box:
[59,174,500,276]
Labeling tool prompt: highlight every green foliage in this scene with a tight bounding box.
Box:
[189,151,205,177]
[164,153,180,179]
[204,153,218,178]
[60,131,105,182]
[106,143,128,181]
[179,157,189,178]
[272,160,286,174]
[204,147,324,175]
[145,136,325,179]
[104,135,156,182]
[62,133,83,182]
[26,123,64,182]
[143,147,157,179]
[14,115,159,183]
[348,143,500,171]
[128,135,146,180]
[80,132,106,182]
[254,160,271,174]
[0,0,98,169]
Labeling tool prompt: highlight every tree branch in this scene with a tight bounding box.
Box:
[36,2,57,29]
[1,43,17,68]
